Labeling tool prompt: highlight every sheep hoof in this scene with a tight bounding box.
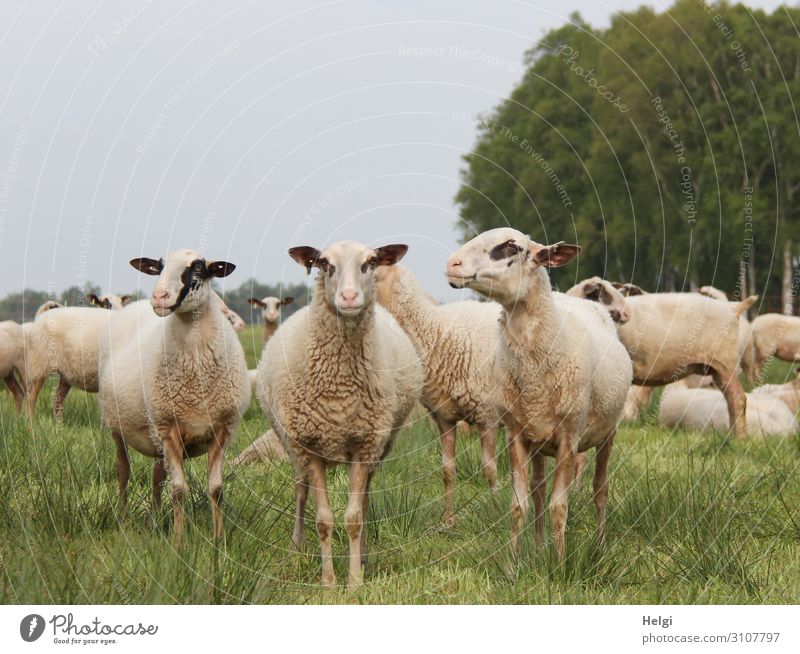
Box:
[320,574,336,588]
[442,515,456,530]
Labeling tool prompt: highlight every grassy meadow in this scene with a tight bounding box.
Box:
[1,324,799,604]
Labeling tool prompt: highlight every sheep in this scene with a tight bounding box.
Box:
[751,367,800,412]
[257,241,423,588]
[248,295,294,343]
[659,382,797,437]
[35,300,63,315]
[232,428,288,466]
[612,282,647,296]
[446,228,633,560]
[750,313,800,381]
[615,292,756,438]
[566,277,631,324]
[0,321,25,412]
[374,263,501,526]
[213,292,245,333]
[88,294,132,310]
[97,250,249,545]
[698,285,756,382]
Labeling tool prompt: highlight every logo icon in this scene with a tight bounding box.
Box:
[20,614,45,642]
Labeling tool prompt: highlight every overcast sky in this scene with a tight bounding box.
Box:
[0,0,788,301]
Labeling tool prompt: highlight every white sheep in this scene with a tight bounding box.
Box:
[659,381,797,437]
[0,321,26,411]
[257,241,423,588]
[98,250,249,545]
[566,276,631,324]
[750,313,800,381]
[374,263,501,526]
[616,292,756,437]
[232,428,288,466]
[446,228,632,560]
[247,295,294,343]
[751,367,800,412]
[698,285,756,382]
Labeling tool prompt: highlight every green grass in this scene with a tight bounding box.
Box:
[1,328,799,604]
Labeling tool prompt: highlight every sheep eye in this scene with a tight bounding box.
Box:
[489,240,522,261]
[361,257,378,273]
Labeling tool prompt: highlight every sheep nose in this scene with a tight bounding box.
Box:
[153,289,169,301]
[340,290,359,305]
[446,257,462,274]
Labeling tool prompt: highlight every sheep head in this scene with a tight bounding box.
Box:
[568,276,631,324]
[248,296,294,323]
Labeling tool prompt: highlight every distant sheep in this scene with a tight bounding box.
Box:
[750,313,800,381]
[248,296,294,343]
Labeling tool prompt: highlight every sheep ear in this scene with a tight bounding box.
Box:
[289,246,323,274]
[281,296,295,306]
[599,283,615,305]
[119,295,132,306]
[531,242,581,268]
[88,294,101,306]
[130,258,163,276]
[248,298,266,308]
[626,284,645,296]
[373,244,408,267]
[582,281,601,302]
[207,261,236,278]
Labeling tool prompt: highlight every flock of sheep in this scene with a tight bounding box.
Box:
[2,227,800,589]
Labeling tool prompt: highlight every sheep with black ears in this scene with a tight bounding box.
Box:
[88,294,133,310]
[446,228,632,560]
[248,295,294,343]
[256,241,423,588]
[374,263,501,526]
[97,250,249,545]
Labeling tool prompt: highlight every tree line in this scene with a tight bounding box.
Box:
[456,0,800,313]
[0,279,308,324]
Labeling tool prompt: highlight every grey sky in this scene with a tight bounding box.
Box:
[0,0,788,301]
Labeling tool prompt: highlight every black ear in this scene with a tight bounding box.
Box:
[531,242,581,268]
[281,296,295,306]
[289,246,323,274]
[88,294,101,306]
[248,298,266,308]
[373,244,408,267]
[130,258,163,275]
[207,261,236,278]
[119,295,132,306]
[582,282,601,302]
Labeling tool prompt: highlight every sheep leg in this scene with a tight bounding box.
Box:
[110,430,130,520]
[308,456,335,587]
[152,457,166,511]
[530,452,546,546]
[291,476,309,551]
[507,430,530,559]
[573,451,588,491]
[360,471,373,567]
[207,424,230,542]
[53,376,70,420]
[161,425,188,548]
[479,424,498,493]
[4,374,25,413]
[345,462,370,590]
[434,416,457,527]
[712,369,747,439]
[26,377,45,414]
[550,437,576,561]
[592,433,615,544]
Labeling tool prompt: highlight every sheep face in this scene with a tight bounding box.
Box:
[130,249,236,317]
[34,300,62,317]
[289,241,408,317]
[612,282,646,297]
[223,307,245,332]
[88,294,132,310]
[446,228,580,305]
[247,296,294,323]
[568,276,631,324]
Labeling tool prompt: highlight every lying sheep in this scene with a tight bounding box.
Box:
[750,313,800,381]
[248,295,294,343]
[751,368,800,412]
[232,428,288,466]
[566,277,631,324]
[612,282,647,296]
[616,292,756,438]
[659,382,797,437]
[375,263,501,526]
[698,285,756,382]
[257,241,423,588]
[98,251,249,545]
[447,228,632,560]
